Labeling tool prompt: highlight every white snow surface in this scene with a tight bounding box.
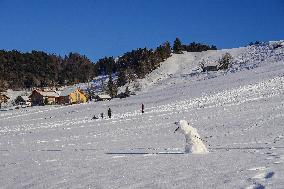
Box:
[1,41,284,188]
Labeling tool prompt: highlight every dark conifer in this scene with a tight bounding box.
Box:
[107,74,117,98]
[117,69,127,87]
[173,38,183,54]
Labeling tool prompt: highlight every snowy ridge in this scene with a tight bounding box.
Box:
[126,41,284,93]
[230,42,284,72]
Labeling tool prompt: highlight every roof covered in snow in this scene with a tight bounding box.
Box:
[97,94,111,99]
[36,90,60,97]
[58,87,80,97]
[17,95,30,101]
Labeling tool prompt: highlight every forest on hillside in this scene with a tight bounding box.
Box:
[0,38,216,92]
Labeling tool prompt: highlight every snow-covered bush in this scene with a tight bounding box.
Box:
[133,81,141,92]
[218,53,233,70]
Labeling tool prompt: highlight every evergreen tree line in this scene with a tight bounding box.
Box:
[115,41,171,87]
[0,50,95,90]
[173,38,217,54]
[0,38,217,92]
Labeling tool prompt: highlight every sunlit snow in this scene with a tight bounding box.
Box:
[1,41,284,188]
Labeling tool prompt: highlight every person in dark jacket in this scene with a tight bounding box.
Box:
[141,103,145,113]
[92,115,99,120]
[108,108,112,118]
[101,113,104,119]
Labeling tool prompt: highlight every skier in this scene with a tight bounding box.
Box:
[141,103,145,113]
[108,108,112,118]
[101,113,104,119]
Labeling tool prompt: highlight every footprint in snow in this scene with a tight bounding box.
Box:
[273,160,283,164]
[246,166,275,189]
[112,155,125,159]
[253,171,275,181]
[245,183,265,189]
[247,167,267,171]
[265,152,280,160]
[264,172,274,179]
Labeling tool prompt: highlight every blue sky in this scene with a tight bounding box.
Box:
[0,0,283,62]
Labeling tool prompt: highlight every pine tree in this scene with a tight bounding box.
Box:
[0,80,5,93]
[0,79,6,109]
[137,60,147,78]
[125,68,137,82]
[164,41,172,57]
[107,74,117,98]
[117,69,127,87]
[173,38,183,54]
[210,45,217,50]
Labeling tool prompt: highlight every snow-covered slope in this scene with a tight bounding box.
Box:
[0,41,284,188]
[126,41,284,94]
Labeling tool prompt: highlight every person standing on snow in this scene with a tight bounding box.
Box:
[108,108,112,118]
[141,103,145,113]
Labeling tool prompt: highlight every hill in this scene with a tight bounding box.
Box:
[0,39,216,93]
[0,40,284,188]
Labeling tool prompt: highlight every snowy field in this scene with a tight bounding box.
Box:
[1,42,284,188]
